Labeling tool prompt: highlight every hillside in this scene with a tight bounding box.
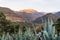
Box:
[0,7,25,22]
[34,13,59,24]
[15,9,45,21]
[55,11,60,17]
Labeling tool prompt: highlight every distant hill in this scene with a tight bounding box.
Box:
[0,7,25,22]
[15,9,45,21]
[34,13,59,24]
[55,11,60,17]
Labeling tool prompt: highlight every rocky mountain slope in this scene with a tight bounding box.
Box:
[15,9,45,21]
[55,11,60,17]
[0,7,25,22]
[34,13,59,24]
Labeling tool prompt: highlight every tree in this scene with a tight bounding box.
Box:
[53,18,60,36]
[0,12,20,35]
[0,12,6,34]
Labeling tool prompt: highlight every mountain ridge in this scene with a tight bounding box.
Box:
[15,11,45,21]
[55,11,60,17]
[0,7,25,22]
[17,9,37,13]
[33,13,59,24]
[0,7,60,23]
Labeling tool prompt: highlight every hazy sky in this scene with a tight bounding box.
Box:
[0,0,60,12]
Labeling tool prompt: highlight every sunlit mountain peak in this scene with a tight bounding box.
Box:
[18,9,37,13]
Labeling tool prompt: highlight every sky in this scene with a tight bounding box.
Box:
[0,0,60,12]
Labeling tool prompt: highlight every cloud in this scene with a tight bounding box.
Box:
[32,0,47,4]
[0,0,60,12]
[0,0,1,1]
[20,0,48,5]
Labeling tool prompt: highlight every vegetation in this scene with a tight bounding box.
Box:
[0,12,20,35]
[0,11,43,36]
[53,18,60,36]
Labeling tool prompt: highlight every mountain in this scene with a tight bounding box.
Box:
[55,11,60,17]
[34,13,59,24]
[0,7,25,22]
[15,9,45,21]
[19,9,37,13]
